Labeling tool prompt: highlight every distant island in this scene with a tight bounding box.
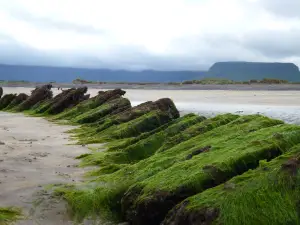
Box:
[0,61,299,83]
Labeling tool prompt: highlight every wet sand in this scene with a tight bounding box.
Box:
[4,87,300,124]
[0,112,90,225]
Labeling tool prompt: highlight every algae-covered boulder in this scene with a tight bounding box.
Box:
[120,115,300,225]
[0,87,3,99]
[74,98,180,144]
[93,89,126,107]
[34,88,77,114]
[4,93,29,110]
[93,98,180,133]
[0,94,17,110]
[53,89,126,120]
[17,84,53,111]
[116,98,179,123]
[162,144,300,225]
[74,97,131,124]
[47,87,88,114]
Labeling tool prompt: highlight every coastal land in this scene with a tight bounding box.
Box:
[0,85,300,225]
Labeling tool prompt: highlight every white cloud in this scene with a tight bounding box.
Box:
[0,0,299,69]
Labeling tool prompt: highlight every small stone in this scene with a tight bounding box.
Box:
[67,165,71,168]
[0,141,5,145]
[224,182,235,190]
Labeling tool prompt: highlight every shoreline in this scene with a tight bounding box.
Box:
[2,83,300,91]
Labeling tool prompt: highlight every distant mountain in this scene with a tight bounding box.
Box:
[209,62,300,82]
[0,62,299,83]
[0,64,205,83]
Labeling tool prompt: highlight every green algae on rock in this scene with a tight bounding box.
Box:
[2,87,300,225]
[0,207,22,225]
[0,94,17,110]
[3,93,29,111]
[162,144,300,225]
[15,84,53,111]
[52,89,127,121]
[55,113,300,224]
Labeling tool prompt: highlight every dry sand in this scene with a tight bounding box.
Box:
[0,112,91,225]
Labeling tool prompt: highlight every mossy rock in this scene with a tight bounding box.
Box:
[0,94,17,110]
[59,114,300,224]
[33,88,76,114]
[80,114,206,167]
[0,207,22,224]
[4,93,28,111]
[46,87,88,114]
[52,89,127,120]
[16,84,53,111]
[73,97,131,124]
[162,144,300,225]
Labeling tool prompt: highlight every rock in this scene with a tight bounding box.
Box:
[17,84,53,111]
[47,87,89,114]
[281,157,300,176]
[4,93,29,110]
[162,201,219,225]
[93,89,126,107]
[223,182,236,190]
[0,141,5,145]
[34,88,76,113]
[0,94,17,110]
[186,146,211,160]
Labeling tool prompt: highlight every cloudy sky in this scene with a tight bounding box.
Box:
[0,0,299,70]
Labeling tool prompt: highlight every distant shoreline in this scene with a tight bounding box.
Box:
[2,82,300,91]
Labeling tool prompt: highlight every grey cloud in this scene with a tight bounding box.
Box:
[242,29,300,58]
[260,0,300,18]
[7,9,106,35]
[1,25,300,70]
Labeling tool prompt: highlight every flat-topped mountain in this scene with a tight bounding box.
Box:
[0,61,299,82]
[209,62,300,82]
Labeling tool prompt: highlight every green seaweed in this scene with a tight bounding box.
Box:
[58,114,300,224]
[164,144,300,225]
[76,110,176,144]
[79,114,205,167]
[73,98,131,124]
[0,207,22,225]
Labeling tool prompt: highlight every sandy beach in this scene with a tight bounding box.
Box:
[3,87,300,124]
[0,112,90,225]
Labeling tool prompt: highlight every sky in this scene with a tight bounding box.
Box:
[0,0,299,70]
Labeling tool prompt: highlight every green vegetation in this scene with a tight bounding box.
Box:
[0,207,22,225]
[163,144,300,225]
[181,77,290,85]
[55,114,300,224]
[2,86,300,224]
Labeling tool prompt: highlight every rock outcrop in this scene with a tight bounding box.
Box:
[209,62,300,82]
[0,94,17,110]
[16,84,53,111]
[46,87,88,114]
[4,93,29,110]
